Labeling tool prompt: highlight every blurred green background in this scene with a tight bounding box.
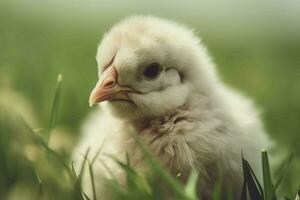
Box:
[0,0,299,198]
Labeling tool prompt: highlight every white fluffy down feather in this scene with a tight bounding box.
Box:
[73,16,269,199]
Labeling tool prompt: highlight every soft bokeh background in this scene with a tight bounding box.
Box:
[0,0,299,199]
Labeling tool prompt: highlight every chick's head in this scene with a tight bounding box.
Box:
[89,16,217,120]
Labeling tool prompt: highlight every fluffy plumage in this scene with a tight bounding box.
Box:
[73,16,268,199]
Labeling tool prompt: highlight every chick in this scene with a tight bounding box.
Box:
[73,16,268,199]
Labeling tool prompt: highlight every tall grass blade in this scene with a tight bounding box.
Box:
[274,152,294,191]
[78,147,91,181]
[88,160,97,200]
[242,156,263,200]
[212,177,222,200]
[71,161,78,181]
[105,153,147,192]
[34,170,43,198]
[91,140,106,166]
[19,116,73,178]
[295,190,300,200]
[262,150,275,200]
[98,158,118,180]
[82,192,91,200]
[130,131,188,199]
[46,74,63,144]
[108,155,136,178]
[184,170,199,200]
[241,175,248,200]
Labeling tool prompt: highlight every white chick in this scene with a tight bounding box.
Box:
[73,16,268,199]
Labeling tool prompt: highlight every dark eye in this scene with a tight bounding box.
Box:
[143,63,162,79]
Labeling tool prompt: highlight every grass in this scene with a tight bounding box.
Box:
[46,74,63,144]
[0,75,299,200]
[241,151,298,200]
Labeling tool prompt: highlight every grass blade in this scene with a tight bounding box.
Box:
[82,192,91,200]
[241,175,248,200]
[295,190,300,200]
[212,177,222,200]
[46,74,63,144]
[91,140,106,166]
[242,156,263,200]
[104,153,140,188]
[34,170,43,198]
[274,152,294,191]
[106,152,172,200]
[88,160,97,200]
[78,147,91,181]
[20,116,73,178]
[262,150,275,200]
[98,159,115,179]
[184,170,199,200]
[129,131,188,199]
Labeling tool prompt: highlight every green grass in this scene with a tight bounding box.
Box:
[0,75,299,200]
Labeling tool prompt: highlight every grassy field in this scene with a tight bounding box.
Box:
[0,1,299,199]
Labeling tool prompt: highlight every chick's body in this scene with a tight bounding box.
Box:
[73,16,268,199]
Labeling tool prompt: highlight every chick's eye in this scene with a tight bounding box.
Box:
[143,63,162,79]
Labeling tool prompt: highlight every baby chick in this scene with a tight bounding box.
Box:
[73,16,268,199]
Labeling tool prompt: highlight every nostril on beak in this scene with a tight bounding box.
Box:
[102,77,116,89]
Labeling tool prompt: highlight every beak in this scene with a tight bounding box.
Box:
[89,66,138,107]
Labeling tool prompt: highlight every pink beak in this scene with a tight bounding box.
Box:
[89,66,138,107]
